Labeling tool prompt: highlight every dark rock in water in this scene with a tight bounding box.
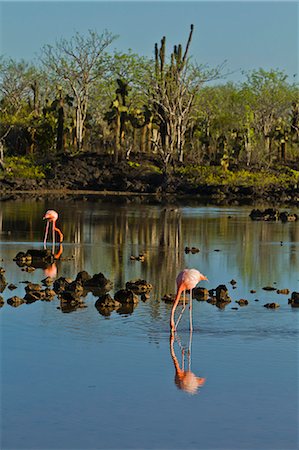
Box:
[116,303,137,315]
[75,271,92,284]
[57,280,84,302]
[67,280,84,297]
[59,291,84,302]
[130,254,146,262]
[14,251,32,263]
[125,279,153,295]
[41,276,54,286]
[24,290,45,303]
[7,296,24,307]
[0,273,8,293]
[84,272,113,292]
[249,208,279,221]
[0,295,4,306]
[231,307,238,310]
[22,266,35,272]
[26,249,53,260]
[24,283,45,303]
[250,289,256,294]
[264,303,280,309]
[114,289,138,304]
[53,277,73,294]
[0,267,5,273]
[43,289,56,301]
[185,246,200,254]
[59,279,86,305]
[288,291,299,307]
[236,299,249,306]
[141,293,150,302]
[25,282,42,293]
[95,294,121,316]
[59,298,87,313]
[276,289,290,295]
[14,249,54,264]
[193,287,209,301]
[162,294,175,303]
[230,279,237,286]
[250,208,298,222]
[279,211,298,222]
[216,301,229,310]
[215,285,231,303]
[207,297,217,305]
[8,283,17,290]
[262,286,276,291]
[95,294,120,308]
[162,293,189,304]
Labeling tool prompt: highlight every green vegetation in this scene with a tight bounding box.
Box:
[0,25,298,191]
[175,165,298,190]
[1,156,46,179]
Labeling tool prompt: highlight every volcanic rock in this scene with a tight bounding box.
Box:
[7,296,24,307]
[114,289,138,304]
[264,303,280,309]
[125,279,152,295]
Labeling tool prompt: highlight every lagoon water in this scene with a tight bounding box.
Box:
[0,198,298,450]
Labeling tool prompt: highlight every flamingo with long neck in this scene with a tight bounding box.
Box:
[43,210,63,250]
[170,268,208,332]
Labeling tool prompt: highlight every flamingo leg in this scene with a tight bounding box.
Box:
[170,286,184,332]
[189,289,193,333]
[175,289,187,330]
[43,221,49,249]
[188,322,193,372]
[54,225,64,243]
[52,221,56,253]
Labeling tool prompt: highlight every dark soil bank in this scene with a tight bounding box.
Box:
[1,154,298,205]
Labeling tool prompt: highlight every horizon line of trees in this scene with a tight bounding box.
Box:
[0,25,298,174]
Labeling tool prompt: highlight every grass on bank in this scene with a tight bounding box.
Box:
[0,156,46,179]
[0,156,298,191]
[175,165,299,190]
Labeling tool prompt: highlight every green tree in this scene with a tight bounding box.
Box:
[241,69,294,164]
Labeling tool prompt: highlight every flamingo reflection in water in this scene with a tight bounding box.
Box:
[170,332,206,395]
[43,243,63,278]
[170,269,208,332]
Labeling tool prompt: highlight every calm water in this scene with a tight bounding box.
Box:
[0,198,298,450]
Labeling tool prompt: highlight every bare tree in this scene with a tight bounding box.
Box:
[150,25,224,169]
[41,30,117,152]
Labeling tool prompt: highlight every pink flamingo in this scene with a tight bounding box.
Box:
[170,269,208,332]
[43,210,63,250]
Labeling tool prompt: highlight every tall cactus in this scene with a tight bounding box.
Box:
[153,25,195,167]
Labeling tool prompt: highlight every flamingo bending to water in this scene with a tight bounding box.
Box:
[43,210,63,249]
[170,268,208,332]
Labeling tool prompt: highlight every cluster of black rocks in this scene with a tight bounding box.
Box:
[161,282,299,310]
[0,264,153,316]
[1,261,298,313]
[249,208,298,222]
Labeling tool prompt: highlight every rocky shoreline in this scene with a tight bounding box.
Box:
[0,154,298,205]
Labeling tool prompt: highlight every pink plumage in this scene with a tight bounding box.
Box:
[170,268,208,332]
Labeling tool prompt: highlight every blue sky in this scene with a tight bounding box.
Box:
[0,1,298,83]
